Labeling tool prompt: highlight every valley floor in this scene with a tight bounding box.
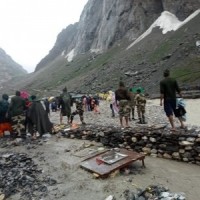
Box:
[2,99,200,200]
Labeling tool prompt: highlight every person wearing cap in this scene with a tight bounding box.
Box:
[160,69,185,131]
[115,81,131,128]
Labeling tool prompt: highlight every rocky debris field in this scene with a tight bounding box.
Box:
[0,99,200,200]
[0,152,57,200]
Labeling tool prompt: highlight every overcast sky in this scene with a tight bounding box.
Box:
[0,0,88,73]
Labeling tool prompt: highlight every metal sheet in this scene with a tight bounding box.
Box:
[80,149,145,177]
[99,152,128,164]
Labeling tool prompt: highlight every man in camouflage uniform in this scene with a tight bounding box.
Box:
[115,81,131,128]
[70,99,86,125]
[135,88,146,124]
[128,89,136,121]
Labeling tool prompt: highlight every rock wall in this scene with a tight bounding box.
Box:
[162,0,200,20]
[63,125,200,165]
[35,0,200,71]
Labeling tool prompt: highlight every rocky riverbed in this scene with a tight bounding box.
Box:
[0,99,200,200]
[51,99,200,129]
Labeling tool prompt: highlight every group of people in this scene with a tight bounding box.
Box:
[113,69,185,131]
[113,81,146,128]
[0,91,53,139]
[82,95,100,113]
[59,87,86,125]
[0,69,185,137]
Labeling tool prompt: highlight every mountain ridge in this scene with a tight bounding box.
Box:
[0,48,27,91]
[35,0,200,72]
[1,0,200,97]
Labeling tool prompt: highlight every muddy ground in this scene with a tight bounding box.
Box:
[1,99,200,200]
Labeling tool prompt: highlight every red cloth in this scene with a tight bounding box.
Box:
[20,90,30,99]
[0,123,12,137]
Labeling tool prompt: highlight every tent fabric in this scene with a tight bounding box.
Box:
[130,87,145,94]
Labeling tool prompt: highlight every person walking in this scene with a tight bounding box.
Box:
[135,88,146,124]
[129,89,136,121]
[115,81,131,128]
[59,87,72,124]
[70,99,86,125]
[108,91,118,117]
[160,69,185,131]
[27,95,53,139]
[44,98,50,116]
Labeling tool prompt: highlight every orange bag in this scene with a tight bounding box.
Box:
[0,123,12,137]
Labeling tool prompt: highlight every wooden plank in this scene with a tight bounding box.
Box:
[80,149,145,177]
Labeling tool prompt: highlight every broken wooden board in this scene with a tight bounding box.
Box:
[80,149,145,178]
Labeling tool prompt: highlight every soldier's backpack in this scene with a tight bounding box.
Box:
[61,93,71,106]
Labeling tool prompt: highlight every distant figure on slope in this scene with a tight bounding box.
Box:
[160,69,185,131]
[59,87,72,124]
[115,81,131,128]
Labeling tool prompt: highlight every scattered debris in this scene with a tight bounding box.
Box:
[123,185,186,200]
[0,152,57,199]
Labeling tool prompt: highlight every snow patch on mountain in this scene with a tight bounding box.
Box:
[127,9,200,49]
[65,49,75,62]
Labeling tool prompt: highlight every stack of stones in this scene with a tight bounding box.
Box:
[62,124,200,165]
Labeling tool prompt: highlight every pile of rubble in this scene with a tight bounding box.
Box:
[106,185,185,200]
[123,185,185,200]
[59,124,200,164]
[0,152,57,199]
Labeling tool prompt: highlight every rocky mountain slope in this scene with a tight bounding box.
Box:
[0,48,27,92]
[1,0,200,97]
[35,0,199,72]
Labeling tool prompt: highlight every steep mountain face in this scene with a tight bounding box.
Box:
[162,0,200,20]
[3,1,199,97]
[35,0,200,72]
[0,48,27,91]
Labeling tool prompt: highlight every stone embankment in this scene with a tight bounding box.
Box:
[50,99,200,165]
[60,124,200,165]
